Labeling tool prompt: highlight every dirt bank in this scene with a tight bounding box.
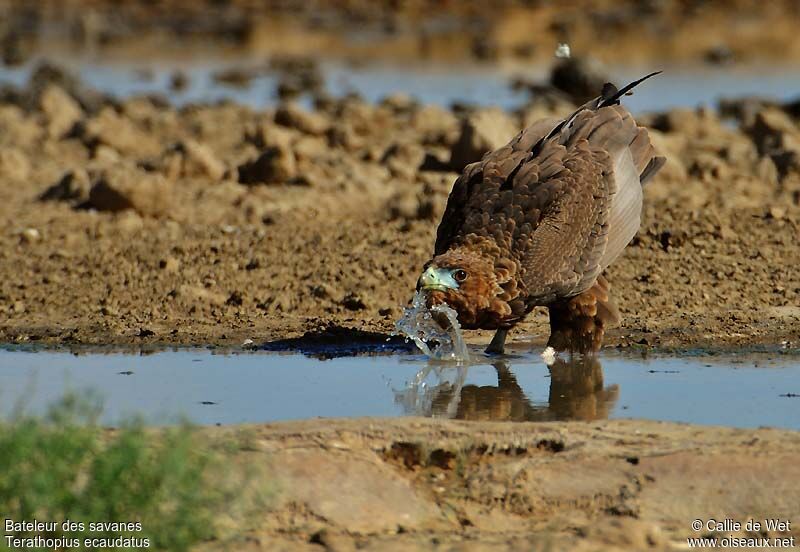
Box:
[200,417,800,550]
[0,64,798,351]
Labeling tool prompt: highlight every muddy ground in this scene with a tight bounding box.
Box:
[202,417,800,551]
[0,62,798,351]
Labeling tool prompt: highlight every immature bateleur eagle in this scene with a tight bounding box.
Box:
[418,73,666,354]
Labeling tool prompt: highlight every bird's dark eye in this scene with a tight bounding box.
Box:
[453,269,468,283]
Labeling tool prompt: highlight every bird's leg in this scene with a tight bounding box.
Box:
[547,274,620,354]
[485,328,508,355]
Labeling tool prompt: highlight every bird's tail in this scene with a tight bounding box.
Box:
[597,71,662,108]
[532,71,663,157]
[547,274,620,354]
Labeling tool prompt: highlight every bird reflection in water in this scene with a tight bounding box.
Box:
[395,356,618,422]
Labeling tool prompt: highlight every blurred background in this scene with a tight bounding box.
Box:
[2,0,800,112]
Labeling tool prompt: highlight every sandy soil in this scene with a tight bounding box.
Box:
[0,62,798,351]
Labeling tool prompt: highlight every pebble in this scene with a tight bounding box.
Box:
[20,228,41,243]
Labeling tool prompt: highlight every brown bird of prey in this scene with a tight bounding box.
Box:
[417,73,665,354]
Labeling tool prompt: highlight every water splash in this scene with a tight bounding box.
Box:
[393,290,470,362]
[393,364,469,418]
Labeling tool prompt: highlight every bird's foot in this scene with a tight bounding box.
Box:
[540,346,558,366]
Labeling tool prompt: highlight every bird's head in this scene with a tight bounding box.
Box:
[417,247,517,329]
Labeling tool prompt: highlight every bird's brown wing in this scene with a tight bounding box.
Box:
[434,117,562,256]
[513,138,614,304]
[519,104,664,304]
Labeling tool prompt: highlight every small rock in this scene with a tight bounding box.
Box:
[212,67,255,88]
[38,84,84,138]
[292,135,328,162]
[94,145,123,165]
[245,121,296,150]
[20,228,40,243]
[276,77,302,100]
[341,293,368,311]
[274,103,329,136]
[381,142,425,178]
[768,206,787,220]
[0,148,31,181]
[326,122,363,151]
[311,283,339,300]
[40,169,92,203]
[174,139,226,180]
[746,108,799,156]
[770,150,800,179]
[82,107,161,158]
[170,70,189,91]
[88,166,172,216]
[28,62,83,106]
[116,210,145,234]
[39,85,83,138]
[688,152,729,181]
[756,156,779,187]
[309,529,356,551]
[238,147,297,185]
[411,105,459,146]
[386,189,420,220]
[380,93,416,113]
[650,107,720,135]
[269,55,323,95]
[226,291,244,307]
[159,257,180,272]
[449,107,518,170]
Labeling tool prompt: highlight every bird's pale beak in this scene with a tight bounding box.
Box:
[419,266,459,291]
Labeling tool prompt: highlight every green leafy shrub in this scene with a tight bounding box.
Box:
[0,392,220,551]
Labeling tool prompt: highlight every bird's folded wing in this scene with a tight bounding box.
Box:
[517,140,614,304]
[433,117,563,256]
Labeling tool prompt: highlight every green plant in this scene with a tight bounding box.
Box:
[0,392,221,551]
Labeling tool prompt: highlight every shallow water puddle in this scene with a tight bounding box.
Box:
[0,347,797,428]
[2,58,800,112]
